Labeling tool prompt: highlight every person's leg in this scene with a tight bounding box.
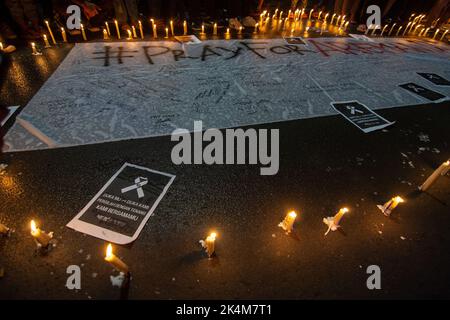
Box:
[124,0,139,25]
[113,0,128,24]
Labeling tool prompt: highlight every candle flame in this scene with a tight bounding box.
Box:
[106,243,113,259]
[288,211,297,219]
[444,161,450,166]
[394,196,404,203]
[207,232,217,241]
[342,207,349,213]
[30,220,38,234]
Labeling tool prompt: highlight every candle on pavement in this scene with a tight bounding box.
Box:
[323,207,348,235]
[30,220,53,248]
[105,243,129,274]
[377,196,404,217]
[278,211,297,234]
[200,232,217,258]
[44,20,56,44]
[419,161,450,191]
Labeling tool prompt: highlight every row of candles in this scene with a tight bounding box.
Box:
[26,10,446,55]
[364,13,449,40]
[0,161,448,276]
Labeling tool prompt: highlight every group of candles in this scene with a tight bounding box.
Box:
[0,160,448,283]
[365,13,449,41]
[31,9,447,54]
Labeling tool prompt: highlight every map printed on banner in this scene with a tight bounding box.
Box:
[399,83,447,102]
[67,163,175,244]
[331,101,395,133]
[417,73,450,86]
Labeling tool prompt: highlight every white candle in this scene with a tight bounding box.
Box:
[419,161,450,191]
[153,23,157,38]
[213,22,217,35]
[323,207,348,235]
[377,196,404,217]
[308,9,314,21]
[432,29,440,40]
[45,20,56,44]
[380,25,388,36]
[30,220,53,248]
[278,211,297,234]
[165,27,169,38]
[138,21,144,39]
[254,23,259,34]
[0,42,3,51]
[330,13,336,25]
[440,30,449,41]
[105,243,129,274]
[132,25,137,38]
[30,42,41,55]
[80,23,87,41]
[127,29,132,40]
[114,19,121,39]
[43,34,51,47]
[105,21,111,35]
[396,26,403,36]
[324,13,329,23]
[201,24,205,35]
[238,26,243,34]
[388,23,397,36]
[170,20,174,36]
[103,28,109,40]
[60,27,67,42]
[200,232,217,258]
[403,22,411,35]
[371,25,379,36]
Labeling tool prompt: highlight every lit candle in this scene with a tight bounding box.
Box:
[30,42,41,55]
[238,26,243,34]
[413,24,421,35]
[396,26,403,36]
[30,220,53,248]
[0,42,3,51]
[365,24,372,35]
[308,9,314,21]
[103,28,109,40]
[380,25,388,36]
[170,20,174,36]
[330,13,336,25]
[388,23,397,36]
[423,27,430,37]
[165,27,169,38]
[105,243,129,274]
[419,161,450,191]
[60,27,67,42]
[344,21,349,31]
[441,30,449,41]
[279,10,283,20]
[336,15,341,26]
[278,210,297,234]
[44,20,56,44]
[127,29,132,40]
[377,196,404,217]
[323,207,348,235]
[418,14,425,23]
[132,25,137,38]
[80,23,87,41]
[432,28,440,40]
[153,23,157,38]
[225,27,230,38]
[318,11,322,21]
[43,34,51,47]
[254,22,259,34]
[371,25,379,36]
[403,22,411,35]
[138,20,144,39]
[324,13,329,23]
[105,21,111,35]
[199,232,217,258]
[183,20,187,35]
[0,222,10,235]
[114,19,121,39]
[213,22,217,35]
